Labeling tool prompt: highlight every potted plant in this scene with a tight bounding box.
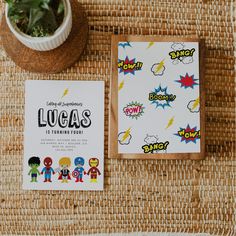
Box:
[5,0,72,51]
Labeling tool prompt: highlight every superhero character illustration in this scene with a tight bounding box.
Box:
[87,158,101,183]
[58,157,71,183]
[41,157,55,182]
[72,157,86,183]
[28,156,40,182]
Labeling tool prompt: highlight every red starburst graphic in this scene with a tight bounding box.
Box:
[175,124,200,144]
[123,57,135,74]
[118,57,142,75]
[176,73,198,89]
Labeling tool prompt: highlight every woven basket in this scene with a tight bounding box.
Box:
[0,0,235,235]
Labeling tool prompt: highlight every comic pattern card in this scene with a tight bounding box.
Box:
[23,80,104,190]
[110,36,205,159]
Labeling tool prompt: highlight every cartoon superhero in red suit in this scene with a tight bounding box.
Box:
[87,158,101,183]
[41,157,55,182]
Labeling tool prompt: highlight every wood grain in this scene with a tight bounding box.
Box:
[0,0,88,73]
[109,35,205,160]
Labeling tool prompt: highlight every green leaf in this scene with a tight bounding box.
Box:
[6,0,64,36]
[57,1,64,15]
[27,8,45,33]
[40,7,58,32]
[41,0,51,10]
[5,0,13,5]
[21,0,42,7]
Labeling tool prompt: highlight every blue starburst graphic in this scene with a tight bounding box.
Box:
[150,86,171,109]
[118,42,132,49]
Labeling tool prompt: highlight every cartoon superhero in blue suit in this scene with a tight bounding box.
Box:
[72,157,86,182]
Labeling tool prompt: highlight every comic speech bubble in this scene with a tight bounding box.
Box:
[118,128,132,145]
[175,125,200,143]
[118,57,143,75]
[187,98,200,113]
[151,60,165,76]
[142,141,169,154]
[123,102,145,119]
[149,86,176,109]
